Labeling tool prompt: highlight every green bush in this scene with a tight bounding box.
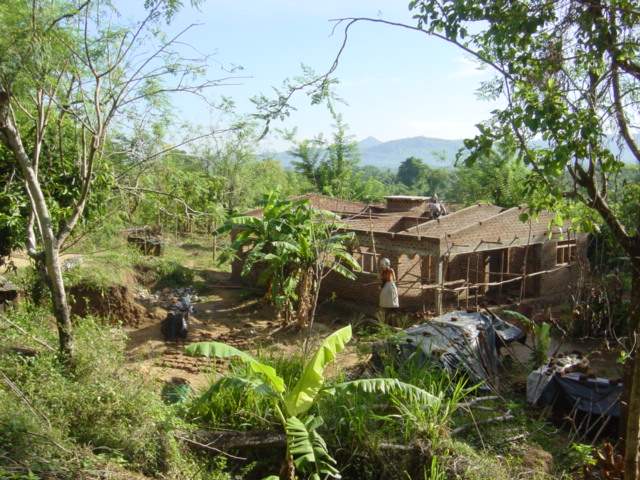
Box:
[0,306,204,479]
[188,349,306,430]
[134,258,195,289]
[10,265,49,307]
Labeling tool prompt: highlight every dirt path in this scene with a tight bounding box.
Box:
[9,249,620,399]
[124,271,359,393]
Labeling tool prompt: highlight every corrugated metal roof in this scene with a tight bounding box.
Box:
[0,276,21,292]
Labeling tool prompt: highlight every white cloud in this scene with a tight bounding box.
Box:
[447,56,490,79]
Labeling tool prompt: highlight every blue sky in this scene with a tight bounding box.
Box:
[118,0,499,152]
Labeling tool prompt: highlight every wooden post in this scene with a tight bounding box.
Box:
[434,254,445,315]
[368,209,378,267]
[465,256,471,310]
[498,250,505,303]
[521,245,529,302]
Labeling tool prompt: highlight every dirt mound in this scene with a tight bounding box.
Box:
[69,284,163,327]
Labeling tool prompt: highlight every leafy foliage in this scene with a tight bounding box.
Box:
[0,307,198,479]
[215,189,360,327]
[286,415,340,480]
[287,113,383,201]
[186,325,439,479]
[397,156,427,188]
[451,140,528,207]
[0,0,231,356]
[406,1,640,474]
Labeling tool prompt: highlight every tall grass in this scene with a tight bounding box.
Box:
[316,349,474,478]
[188,348,306,430]
[0,305,212,479]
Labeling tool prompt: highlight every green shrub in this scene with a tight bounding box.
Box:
[187,348,306,430]
[10,266,49,307]
[0,306,202,479]
[134,258,195,289]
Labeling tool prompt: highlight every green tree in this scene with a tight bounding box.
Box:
[115,123,298,235]
[400,1,640,476]
[347,170,388,203]
[450,140,527,207]
[308,2,640,473]
[288,113,361,200]
[0,0,222,357]
[396,157,453,198]
[244,157,301,205]
[321,114,361,198]
[289,137,326,192]
[200,125,263,215]
[420,164,453,198]
[397,156,427,187]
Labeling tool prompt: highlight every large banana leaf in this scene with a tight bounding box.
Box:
[323,378,440,407]
[286,415,340,479]
[328,261,358,281]
[284,326,352,417]
[185,342,285,393]
[271,240,301,253]
[194,375,280,409]
[186,341,255,361]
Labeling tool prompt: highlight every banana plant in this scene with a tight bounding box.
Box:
[502,309,551,367]
[185,325,439,480]
[212,189,361,327]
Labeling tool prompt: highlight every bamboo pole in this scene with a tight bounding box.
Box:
[498,249,505,303]
[476,253,482,307]
[465,255,471,310]
[368,208,378,270]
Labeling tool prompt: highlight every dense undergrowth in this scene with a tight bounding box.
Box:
[0,305,593,480]
[0,307,199,479]
[0,234,607,479]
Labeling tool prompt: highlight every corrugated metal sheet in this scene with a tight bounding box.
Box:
[0,276,21,292]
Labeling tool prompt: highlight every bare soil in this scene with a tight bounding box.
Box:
[121,271,364,393]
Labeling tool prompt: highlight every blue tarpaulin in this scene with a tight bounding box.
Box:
[379,310,525,389]
[537,373,622,417]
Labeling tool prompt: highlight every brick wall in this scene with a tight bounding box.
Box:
[384,196,429,212]
[320,269,380,305]
[537,235,588,299]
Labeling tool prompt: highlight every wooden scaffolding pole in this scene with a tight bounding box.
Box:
[465,255,471,310]
[434,254,445,316]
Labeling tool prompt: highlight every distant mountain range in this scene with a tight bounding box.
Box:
[354,136,464,170]
[268,136,465,171]
[266,135,637,172]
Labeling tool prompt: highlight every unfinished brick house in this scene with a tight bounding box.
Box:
[232,193,588,315]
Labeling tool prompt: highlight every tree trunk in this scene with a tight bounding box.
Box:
[23,172,74,357]
[295,268,313,329]
[0,90,74,357]
[279,455,295,480]
[622,264,640,480]
[43,244,74,356]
